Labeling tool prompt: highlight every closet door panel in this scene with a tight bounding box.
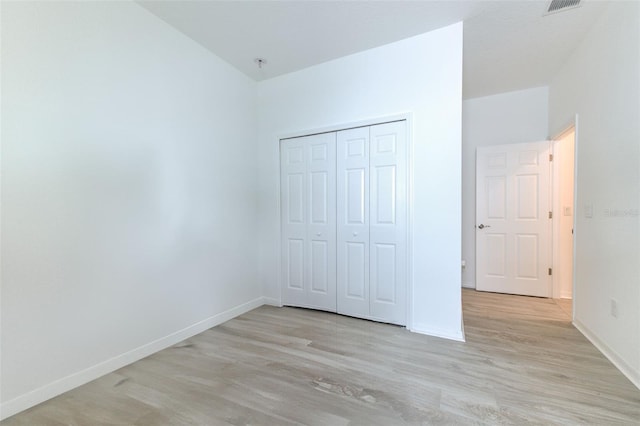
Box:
[337,127,370,318]
[281,133,336,311]
[281,139,308,306]
[369,122,407,325]
[306,133,336,310]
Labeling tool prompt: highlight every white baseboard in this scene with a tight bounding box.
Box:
[573,319,640,390]
[0,296,266,421]
[262,297,282,307]
[410,323,466,342]
[461,281,475,289]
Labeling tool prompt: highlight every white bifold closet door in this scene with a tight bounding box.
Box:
[280,121,406,326]
[337,121,407,325]
[280,132,337,311]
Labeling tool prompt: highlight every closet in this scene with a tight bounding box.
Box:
[280,121,407,325]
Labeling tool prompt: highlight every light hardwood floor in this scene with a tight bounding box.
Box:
[3,290,639,425]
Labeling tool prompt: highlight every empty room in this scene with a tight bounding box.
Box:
[1,0,639,424]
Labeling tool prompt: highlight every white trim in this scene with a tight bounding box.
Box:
[551,139,561,299]
[275,142,283,309]
[277,113,412,142]
[275,137,283,310]
[573,319,640,390]
[0,297,266,421]
[546,140,554,298]
[0,0,4,411]
[262,297,282,307]
[410,323,466,342]
[461,281,475,289]
[550,122,576,300]
[405,113,414,331]
[571,114,579,322]
[550,113,579,321]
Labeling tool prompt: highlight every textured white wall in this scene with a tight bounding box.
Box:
[257,24,464,340]
[461,87,549,288]
[549,2,640,387]
[1,1,260,417]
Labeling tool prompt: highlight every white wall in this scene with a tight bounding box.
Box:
[549,1,640,388]
[1,1,260,418]
[461,87,549,288]
[257,24,464,340]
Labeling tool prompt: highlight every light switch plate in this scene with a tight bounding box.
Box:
[584,204,593,218]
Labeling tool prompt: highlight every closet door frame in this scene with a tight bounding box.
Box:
[276,113,414,330]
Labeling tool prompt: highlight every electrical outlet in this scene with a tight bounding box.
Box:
[610,299,619,318]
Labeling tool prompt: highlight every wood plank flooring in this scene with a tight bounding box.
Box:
[3,289,639,425]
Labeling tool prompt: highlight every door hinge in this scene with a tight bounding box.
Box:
[549,154,553,161]
[549,211,553,219]
[548,268,553,276]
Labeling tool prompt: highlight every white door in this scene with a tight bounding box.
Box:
[337,122,407,325]
[476,141,552,297]
[336,127,370,318]
[281,133,336,311]
[369,122,407,324]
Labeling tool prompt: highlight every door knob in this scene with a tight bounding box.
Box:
[353,232,358,237]
[477,224,491,229]
[316,232,322,236]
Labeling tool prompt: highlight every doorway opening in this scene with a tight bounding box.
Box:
[552,124,576,318]
[472,122,577,321]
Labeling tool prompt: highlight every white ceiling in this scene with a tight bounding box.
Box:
[137,0,609,99]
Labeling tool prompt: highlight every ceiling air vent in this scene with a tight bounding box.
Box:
[545,0,581,15]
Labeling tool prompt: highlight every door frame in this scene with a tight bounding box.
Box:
[276,113,414,329]
[551,114,579,320]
